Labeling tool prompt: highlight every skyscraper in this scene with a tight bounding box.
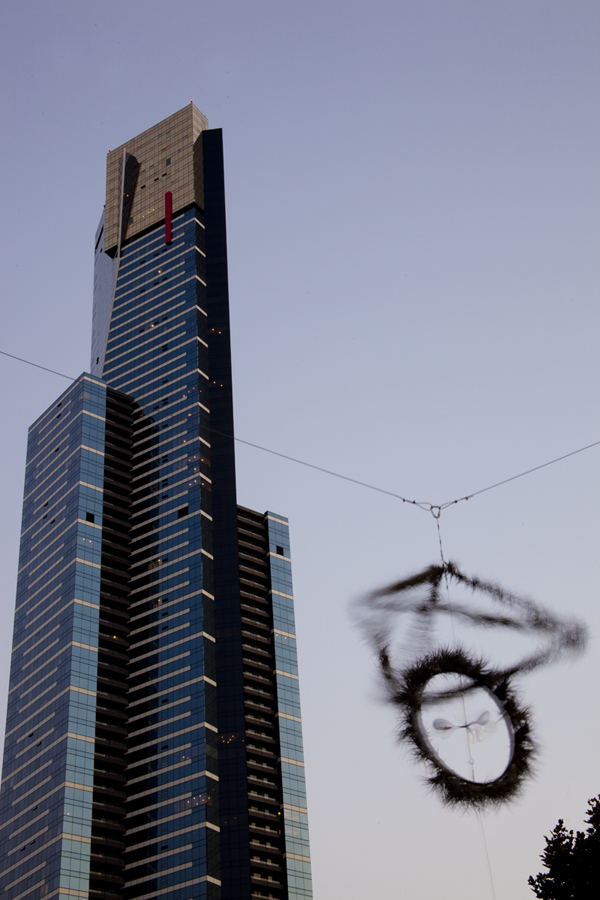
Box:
[0,106,312,900]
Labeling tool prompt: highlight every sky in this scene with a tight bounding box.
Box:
[0,1,598,897]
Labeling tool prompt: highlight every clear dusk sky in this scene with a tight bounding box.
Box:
[0,3,598,898]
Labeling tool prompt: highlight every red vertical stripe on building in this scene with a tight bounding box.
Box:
[165,192,172,244]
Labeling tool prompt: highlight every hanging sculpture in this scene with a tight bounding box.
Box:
[357,562,586,809]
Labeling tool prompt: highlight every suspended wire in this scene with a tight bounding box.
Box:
[2,347,599,515]
[222,429,600,516]
[0,349,431,508]
[438,439,600,510]
[477,811,499,900]
[435,516,498,900]
[0,349,76,381]
[214,430,432,509]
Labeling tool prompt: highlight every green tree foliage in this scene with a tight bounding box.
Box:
[528,794,600,898]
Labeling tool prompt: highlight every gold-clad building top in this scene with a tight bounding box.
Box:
[104,104,208,254]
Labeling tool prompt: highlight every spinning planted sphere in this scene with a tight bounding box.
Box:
[358,562,586,808]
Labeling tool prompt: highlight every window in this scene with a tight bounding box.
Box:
[178,506,189,518]
[165,158,171,165]
[86,512,95,523]
[276,546,284,556]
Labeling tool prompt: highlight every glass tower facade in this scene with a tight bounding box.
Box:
[0,375,134,900]
[235,509,312,899]
[0,107,312,900]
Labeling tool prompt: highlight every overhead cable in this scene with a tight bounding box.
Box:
[2,347,599,513]
[0,349,76,381]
